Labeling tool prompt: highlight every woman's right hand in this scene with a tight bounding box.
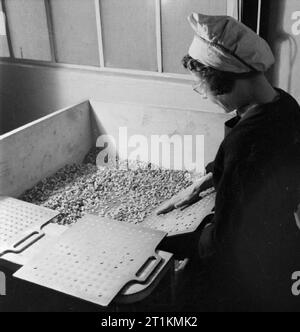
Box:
[156,173,214,215]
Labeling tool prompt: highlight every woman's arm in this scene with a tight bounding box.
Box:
[156,172,214,215]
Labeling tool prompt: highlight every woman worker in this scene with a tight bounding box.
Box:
[157,13,300,311]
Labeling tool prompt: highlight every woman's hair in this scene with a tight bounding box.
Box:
[182,54,257,95]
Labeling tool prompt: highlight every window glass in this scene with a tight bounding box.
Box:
[0,8,9,57]
[161,0,228,74]
[5,0,51,61]
[50,0,99,66]
[100,0,157,71]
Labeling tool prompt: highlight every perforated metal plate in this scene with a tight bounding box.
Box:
[2,224,68,267]
[119,251,173,298]
[14,215,167,307]
[143,191,216,236]
[0,196,59,256]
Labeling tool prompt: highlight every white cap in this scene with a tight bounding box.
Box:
[188,13,275,73]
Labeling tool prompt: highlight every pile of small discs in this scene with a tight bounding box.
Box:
[20,158,196,225]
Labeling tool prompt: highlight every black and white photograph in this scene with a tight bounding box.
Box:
[0,0,300,315]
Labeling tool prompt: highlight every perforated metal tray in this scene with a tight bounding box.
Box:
[14,215,167,307]
[0,196,59,257]
[1,224,68,267]
[118,251,173,301]
[143,191,216,236]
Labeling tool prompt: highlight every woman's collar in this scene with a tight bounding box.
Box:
[236,90,281,119]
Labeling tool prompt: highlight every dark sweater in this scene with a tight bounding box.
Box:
[210,89,300,311]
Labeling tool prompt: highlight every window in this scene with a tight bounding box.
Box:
[0,34,9,58]
[0,0,241,77]
[0,20,9,57]
[161,0,228,74]
[4,0,51,61]
[0,2,9,57]
[100,0,157,71]
[50,0,100,66]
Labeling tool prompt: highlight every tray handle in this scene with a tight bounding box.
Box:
[133,253,162,284]
[0,230,45,256]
